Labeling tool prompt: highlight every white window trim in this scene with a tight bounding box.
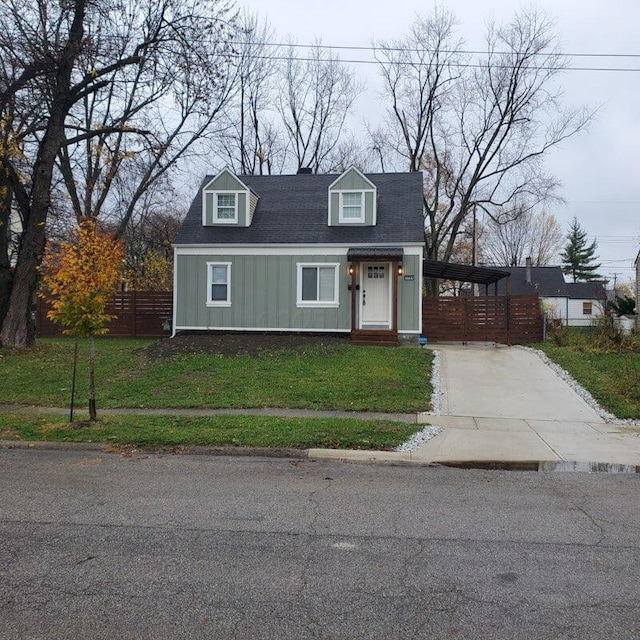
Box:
[206,261,232,307]
[338,191,365,223]
[202,191,242,224]
[296,263,340,308]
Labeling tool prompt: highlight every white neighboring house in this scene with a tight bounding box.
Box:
[490,261,607,326]
[562,282,607,327]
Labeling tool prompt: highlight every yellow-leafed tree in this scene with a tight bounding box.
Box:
[40,219,123,420]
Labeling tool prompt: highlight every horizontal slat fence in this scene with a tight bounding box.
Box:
[422,294,542,344]
[36,291,173,338]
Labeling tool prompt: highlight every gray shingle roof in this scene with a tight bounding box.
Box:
[491,266,606,299]
[565,281,607,300]
[174,171,425,245]
[491,266,566,296]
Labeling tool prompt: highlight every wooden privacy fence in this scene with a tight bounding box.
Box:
[422,294,543,344]
[36,291,173,338]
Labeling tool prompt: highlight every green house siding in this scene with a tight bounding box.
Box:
[176,254,350,330]
[204,172,246,191]
[397,255,421,332]
[330,169,374,191]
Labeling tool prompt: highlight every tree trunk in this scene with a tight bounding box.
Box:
[0,0,86,347]
[88,335,97,420]
[0,178,14,328]
[0,266,11,330]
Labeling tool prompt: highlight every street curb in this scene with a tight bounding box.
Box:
[0,439,308,459]
[3,441,639,473]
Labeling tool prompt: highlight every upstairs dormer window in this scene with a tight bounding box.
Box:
[340,192,364,222]
[214,193,237,222]
[202,169,255,226]
[328,166,376,226]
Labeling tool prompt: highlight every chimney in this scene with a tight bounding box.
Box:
[525,256,532,285]
[297,167,312,175]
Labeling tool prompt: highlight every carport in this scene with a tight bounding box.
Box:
[422,259,543,344]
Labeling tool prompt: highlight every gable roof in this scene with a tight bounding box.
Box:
[491,266,606,299]
[328,165,376,191]
[174,171,424,246]
[493,266,567,296]
[565,281,607,300]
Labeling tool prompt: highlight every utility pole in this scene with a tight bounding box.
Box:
[612,272,621,295]
[472,205,478,297]
[472,205,477,267]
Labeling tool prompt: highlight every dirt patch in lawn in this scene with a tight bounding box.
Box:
[142,331,350,358]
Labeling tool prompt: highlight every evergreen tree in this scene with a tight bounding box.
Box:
[560,217,602,282]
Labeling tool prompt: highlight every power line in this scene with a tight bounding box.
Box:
[227,40,640,72]
[231,52,640,73]
[233,40,640,60]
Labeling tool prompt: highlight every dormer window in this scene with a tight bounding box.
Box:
[328,166,377,227]
[340,192,364,222]
[214,193,237,222]
[201,169,255,227]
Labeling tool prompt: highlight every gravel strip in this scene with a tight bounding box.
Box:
[522,346,640,427]
[395,349,443,452]
[395,425,442,452]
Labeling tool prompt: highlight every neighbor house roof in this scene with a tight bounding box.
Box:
[490,266,606,299]
[174,171,425,245]
[492,266,567,296]
[565,281,607,300]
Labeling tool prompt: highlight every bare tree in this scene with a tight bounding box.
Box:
[277,42,363,173]
[215,11,286,175]
[56,0,236,237]
[0,0,236,347]
[375,7,591,293]
[481,207,563,266]
[0,0,89,346]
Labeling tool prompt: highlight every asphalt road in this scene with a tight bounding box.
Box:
[1,447,639,639]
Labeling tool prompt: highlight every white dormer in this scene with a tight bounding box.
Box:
[328,166,377,227]
[202,168,257,227]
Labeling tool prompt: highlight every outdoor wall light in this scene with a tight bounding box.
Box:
[397,262,403,276]
[349,264,354,276]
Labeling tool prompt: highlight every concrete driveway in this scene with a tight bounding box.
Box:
[415,344,640,466]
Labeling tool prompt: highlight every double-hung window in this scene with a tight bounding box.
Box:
[339,192,364,222]
[297,263,339,307]
[207,262,231,306]
[215,193,237,222]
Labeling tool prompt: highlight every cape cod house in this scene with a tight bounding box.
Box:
[172,167,425,344]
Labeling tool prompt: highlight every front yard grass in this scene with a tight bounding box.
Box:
[0,338,432,413]
[537,331,640,420]
[0,412,418,450]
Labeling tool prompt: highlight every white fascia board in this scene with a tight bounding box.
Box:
[174,243,424,256]
[171,245,178,337]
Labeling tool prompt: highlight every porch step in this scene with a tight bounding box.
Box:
[350,330,399,346]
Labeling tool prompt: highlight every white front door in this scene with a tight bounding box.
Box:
[360,262,391,328]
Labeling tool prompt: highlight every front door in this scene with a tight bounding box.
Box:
[360,262,391,328]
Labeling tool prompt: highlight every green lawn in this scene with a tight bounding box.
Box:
[0,412,418,450]
[537,332,640,419]
[0,338,432,413]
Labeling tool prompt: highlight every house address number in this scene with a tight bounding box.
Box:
[403,274,415,281]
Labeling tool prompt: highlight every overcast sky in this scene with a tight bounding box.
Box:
[240,0,639,285]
